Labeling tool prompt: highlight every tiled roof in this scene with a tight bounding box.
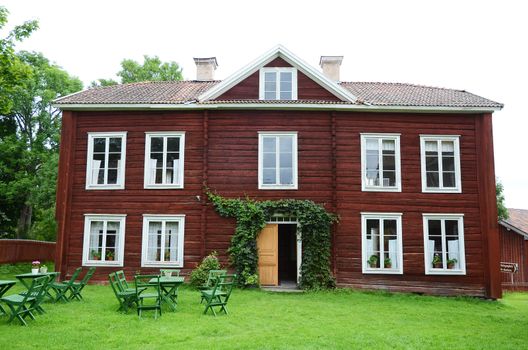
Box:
[501,209,528,236]
[54,80,503,109]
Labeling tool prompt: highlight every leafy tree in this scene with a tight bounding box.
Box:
[90,55,183,87]
[0,51,83,239]
[496,179,508,220]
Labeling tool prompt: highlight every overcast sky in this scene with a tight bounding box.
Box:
[3,0,527,209]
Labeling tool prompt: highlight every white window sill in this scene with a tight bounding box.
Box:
[425,269,466,275]
[362,186,402,192]
[259,185,298,190]
[362,269,403,275]
[83,261,123,267]
[144,184,184,189]
[422,188,462,194]
[141,262,183,268]
[85,185,125,190]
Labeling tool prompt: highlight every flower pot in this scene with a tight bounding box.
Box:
[385,264,392,269]
[31,268,39,275]
[40,266,48,273]
[447,263,455,269]
[369,262,378,268]
[433,262,443,269]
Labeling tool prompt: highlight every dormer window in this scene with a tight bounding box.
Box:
[259,67,298,100]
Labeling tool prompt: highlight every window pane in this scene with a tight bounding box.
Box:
[442,156,455,171]
[428,220,441,236]
[89,221,103,260]
[263,169,276,184]
[264,91,275,100]
[280,72,292,82]
[445,220,459,237]
[426,155,439,171]
[93,138,106,153]
[280,137,292,153]
[264,72,276,82]
[148,221,161,261]
[382,171,396,187]
[265,81,276,92]
[107,169,118,184]
[108,153,121,168]
[263,137,276,152]
[109,138,121,153]
[150,137,163,152]
[366,219,380,268]
[165,222,179,262]
[167,137,180,152]
[263,152,275,168]
[441,141,454,154]
[383,154,395,171]
[366,139,378,150]
[280,154,292,168]
[384,219,397,237]
[426,172,439,187]
[443,172,456,187]
[280,168,293,184]
[280,91,292,100]
[425,141,438,152]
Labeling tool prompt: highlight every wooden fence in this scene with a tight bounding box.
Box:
[0,239,55,264]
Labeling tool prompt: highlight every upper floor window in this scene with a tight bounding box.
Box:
[141,215,185,267]
[86,132,126,190]
[82,214,126,266]
[420,135,461,193]
[258,132,298,190]
[361,134,401,192]
[144,132,185,189]
[259,67,298,100]
[362,213,403,274]
[423,214,466,275]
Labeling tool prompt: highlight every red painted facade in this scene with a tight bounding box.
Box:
[56,107,501,298]
[499,225,528,290]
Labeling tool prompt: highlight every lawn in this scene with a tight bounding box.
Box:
[0,263,527,350]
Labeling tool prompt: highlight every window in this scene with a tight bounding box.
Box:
[361,134,401,191]
[361,213,403,274]
[82,214,126,266]
[258,132,298,190]
[259,67,298,100]
[144,132,185,189]
[86,132,126,189]
[141,215,185,267]
[423,214,466,275]
[420,135,461,193]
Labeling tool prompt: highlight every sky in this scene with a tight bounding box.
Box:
[3,0,527,209]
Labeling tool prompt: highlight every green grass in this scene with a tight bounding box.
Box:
[0,263,527,349]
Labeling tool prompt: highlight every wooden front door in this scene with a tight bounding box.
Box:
[257,224,278,286]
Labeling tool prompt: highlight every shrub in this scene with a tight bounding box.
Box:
[189,251,221,287]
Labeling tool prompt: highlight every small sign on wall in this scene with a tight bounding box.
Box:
[500,262,519,273]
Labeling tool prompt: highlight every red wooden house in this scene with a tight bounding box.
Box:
[499,209,528,290]
[54,46,503,298]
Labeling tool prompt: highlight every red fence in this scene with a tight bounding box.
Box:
[0,239,55,264]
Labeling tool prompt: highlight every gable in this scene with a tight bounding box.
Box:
[216,57,341,101]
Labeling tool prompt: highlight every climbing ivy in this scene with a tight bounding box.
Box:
[207,191,338,290]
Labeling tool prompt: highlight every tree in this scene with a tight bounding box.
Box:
[90,55,183,87]
[496,179,508,220]
[0,51,83,239]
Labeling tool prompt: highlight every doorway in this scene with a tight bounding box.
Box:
[257,222,300,286]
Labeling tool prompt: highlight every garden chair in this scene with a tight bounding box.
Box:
[108,272,137,313]
[199,269,227,303]
[116,270,146,294]
[201,274,236,316]
[160,269,180,277]
[18,273,54,314]
[69,267,96,301]
[50,267,82,302]
[135,274,162,319]
[0,275,48,326]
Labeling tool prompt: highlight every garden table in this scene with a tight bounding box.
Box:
[0,280,16,316]
[149,276,184,311]
[15,272,59,302]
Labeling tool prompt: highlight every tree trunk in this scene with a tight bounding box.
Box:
[16,204,32,239]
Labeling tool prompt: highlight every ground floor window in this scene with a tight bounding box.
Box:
[423,214,466,275]
[82,214,126,266]
[141,215,185,267]
[361,213,403,274]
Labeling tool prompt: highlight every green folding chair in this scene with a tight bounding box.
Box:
[116,270,146,294]
[108,272,137,313]
[69,267,96,301]
[201,274,236,316]
[50,267,82,302]
[135,274,162,319]
[199,269,227,303]
[0,275,48,326]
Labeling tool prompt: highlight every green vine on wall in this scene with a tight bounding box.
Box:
[207,191,338,290]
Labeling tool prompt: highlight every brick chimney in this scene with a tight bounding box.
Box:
[319,56,343,82]
[193,57,218,81]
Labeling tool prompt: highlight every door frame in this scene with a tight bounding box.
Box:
[265,219,301,284]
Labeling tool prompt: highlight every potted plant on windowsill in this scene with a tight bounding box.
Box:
[367,255,379,268]
[31,261,41,274]
[447,258,458,269]
[91,250,101,261]
[432,254,442,268]
[384,257,392,269]
[106,251,115,261]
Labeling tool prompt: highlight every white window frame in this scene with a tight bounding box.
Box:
[360,133,402,192]
[82,214,126,267]
[422,213,466,275]
[141,214,185,268]
[259,67,298,100]
[144,132,185,189]
[258,132,298,190]
[361,213,404,274]
[85,132,127,190]
[420,135,462,193]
